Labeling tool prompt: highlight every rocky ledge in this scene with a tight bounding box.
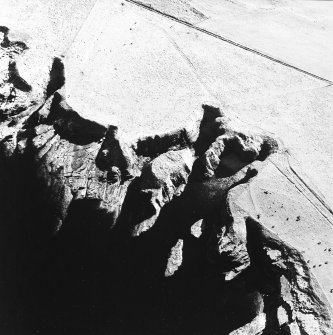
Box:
[1,7,333,335]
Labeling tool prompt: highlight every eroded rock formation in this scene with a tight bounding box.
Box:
[0,18,332,335]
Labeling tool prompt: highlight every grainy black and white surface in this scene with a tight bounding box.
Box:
[1,1,333,334]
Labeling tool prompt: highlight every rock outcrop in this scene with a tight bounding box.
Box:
[1,4,332,334]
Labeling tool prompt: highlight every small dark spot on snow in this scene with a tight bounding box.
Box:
[264,191,269,194]
[257,214,260,219]
[313,265,316,268]
[272,226,275,228]
[318,242,321,245]
[286,218,289,221]
[296,216,300,221]
[319,264,322,267]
